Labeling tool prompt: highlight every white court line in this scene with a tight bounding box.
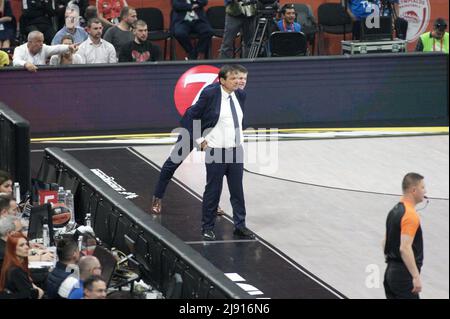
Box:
[185,239,257,245]
[128,147,345,299]
[30,145,132,153]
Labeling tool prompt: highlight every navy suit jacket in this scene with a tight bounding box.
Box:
[180,82,246,148]
[171,0,209,31]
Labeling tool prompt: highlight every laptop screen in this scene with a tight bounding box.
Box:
[360,16,393,41]
[27,203,54,246]
[92,246,117,287]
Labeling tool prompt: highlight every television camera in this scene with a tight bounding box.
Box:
[241,0,280,58]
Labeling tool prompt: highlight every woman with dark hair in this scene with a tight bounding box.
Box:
[0,170,12,195]
[0,0,15,48]
[0,231,44,299]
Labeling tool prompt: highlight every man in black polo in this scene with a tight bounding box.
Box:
[383,172,427,299]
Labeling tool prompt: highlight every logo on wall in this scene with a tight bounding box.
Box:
[399,0,430,42]
[173,65,220,116]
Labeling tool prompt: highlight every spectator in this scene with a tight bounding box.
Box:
[219,0,257,59]
[119,20,162,62]
[96,0,128,28]
[0,49,9,67]
[0,0,15,48]
[103,6,137,56]
[0,193,17,217]
[55,0,89,30]
[21,0,56,45]
[77,18,117,64]
[0,170,12,194]
[171,0,213,60]
[277,4,301,32]
[0,215,22,273]
[0,231,44,299]
[83,5,98,28]
[13,30,77,72]
[51,5,88,45]
[58,255,102,299]
[50,34,83,65]
[416,18,448,54]
[83,274,107,299]
[0,194,11,217]
[46,236,80,299]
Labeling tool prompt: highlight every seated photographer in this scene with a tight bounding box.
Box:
[277,4,301,32]
[171,0,213,60]
[416,18,448,54]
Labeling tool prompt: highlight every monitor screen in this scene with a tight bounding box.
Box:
[92,246,117,287]
[27,203,55,246]
[360,16,393,41]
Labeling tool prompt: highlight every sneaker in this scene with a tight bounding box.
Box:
[202,230,216,241]
[151,196,162,214]
[233,227,255,240]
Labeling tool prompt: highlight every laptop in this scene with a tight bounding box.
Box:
[360,16,393,41]
[92,246,117,288]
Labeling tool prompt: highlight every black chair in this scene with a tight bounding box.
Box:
[293,3,317,55]
[317,3,352,55]
[136,7,173,60]
[206,6,226,38]
[206,6,226,59]
[269,31,307,57]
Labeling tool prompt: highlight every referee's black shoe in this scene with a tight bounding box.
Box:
[202,230,216,241]
[233,227,255,240]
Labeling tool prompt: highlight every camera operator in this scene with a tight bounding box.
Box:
[277,4,301,32]
[416,18,448,54]
[21,0,57,45]
[219,0,258,58]
[342,0,406,40]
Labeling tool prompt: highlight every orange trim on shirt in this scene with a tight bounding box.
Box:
[400,197,420,238]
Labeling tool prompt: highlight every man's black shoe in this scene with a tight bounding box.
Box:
[233,227,256,240]
[202,230,216,241]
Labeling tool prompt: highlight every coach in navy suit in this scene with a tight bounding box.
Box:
[171,0,213,59]
[181,64,255,241]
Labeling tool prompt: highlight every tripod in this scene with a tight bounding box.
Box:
[248,14,275,58]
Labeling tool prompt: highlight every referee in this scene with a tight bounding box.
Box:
[383,172,427,299]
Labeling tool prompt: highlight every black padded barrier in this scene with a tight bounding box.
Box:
[0,102,31,196]
[37,147,251,299]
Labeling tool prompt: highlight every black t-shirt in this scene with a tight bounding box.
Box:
[119,40,162,63]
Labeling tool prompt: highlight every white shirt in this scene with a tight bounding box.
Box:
[77,37,117,64]
[49,53,83,65]
[13,43,70,67]
[204,86,244,148]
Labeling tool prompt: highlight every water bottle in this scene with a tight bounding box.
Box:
[65,190,75,224]
[13,182,20,203]
[42,224,50,248]
[85,213,92,228]
[57,186,66,204]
